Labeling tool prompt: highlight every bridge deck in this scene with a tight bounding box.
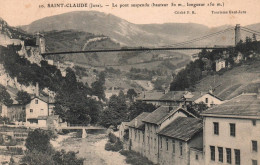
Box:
[57,126,106,130]
[41,47,234,56]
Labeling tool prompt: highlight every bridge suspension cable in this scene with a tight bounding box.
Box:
[241,27,260,35]
[162,27,234,47]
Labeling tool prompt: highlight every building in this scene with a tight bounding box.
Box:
[136,90,165,106]
[215,59,226,72]
[118,122,129,141]
[185,92,223,107]
[128,112,150,154]
[157,117,203,165]
[142,106,197,164]
[0,103,25,122]
[25,96,55,128]
[159,91,186,106]
[201,93,260,165]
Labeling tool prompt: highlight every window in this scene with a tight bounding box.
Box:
[35,99,38,104]
[205,98,208,103]
[252,160,258,165]
[196,154,198,160]
[210,146,215,161]
[235,149,240,165]
[154,138,156,149]
[252,140,258,152]
[138,132,140,142]
[172,140,175,153]
[166,138,168,151]
[218,147,223,162]
[226,148,232,164]
[160,137,162,148]
[230,123,236,137]
[180,142,183,156]
[213,122,219,135]
[30,109,33,113]
[252,120,256,126]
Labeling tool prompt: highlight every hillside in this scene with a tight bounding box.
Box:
[43,30,190,67]
[19,11,260,47]
[195,60,260,100]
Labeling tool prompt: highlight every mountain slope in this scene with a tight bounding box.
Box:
[194,60,260,100]
[20,11,260,47]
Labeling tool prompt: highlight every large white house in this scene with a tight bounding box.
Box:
[201,93,260,165]
[25,96,56,128]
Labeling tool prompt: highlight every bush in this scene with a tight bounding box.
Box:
[120,150,157,165]
[105,140,123,152]
[105,133,123,152]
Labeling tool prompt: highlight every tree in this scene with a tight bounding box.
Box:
[16,90,31,105]
[91,71,106,101]
[52,149,84,165]
[128,101,157,120]
[25,129,53,153]
[99,91,128,127]
[0,85,13,106]
[126,89,137,101]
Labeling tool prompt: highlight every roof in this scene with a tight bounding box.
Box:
[185,92,223,102]
[141,106,196,125]
[159,91,186,101]
[157,117,203,141]
[142,106,173,125]
[127,112,150,130]
[30,95,55,104]
[136,91,165,101]
[201,93,260,118]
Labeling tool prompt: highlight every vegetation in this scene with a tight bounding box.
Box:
[22,129,84,165]
[0,45,103,125]
[16,91,31,105]
[99,91,127,127]
[105,133,123,152]
[170,38,260,91]
[120,150,157,165]
[0,85,13,106]
[128,102,157,121]
[126,89,137,102]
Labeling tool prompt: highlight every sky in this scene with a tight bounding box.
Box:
[0,0,260,27]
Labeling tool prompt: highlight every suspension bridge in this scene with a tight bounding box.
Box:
[41,24,260,57]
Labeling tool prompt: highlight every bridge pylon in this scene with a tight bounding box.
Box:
[235,24,241,46]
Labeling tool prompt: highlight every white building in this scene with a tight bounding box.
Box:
[201,93,260,165]
[25,96,55,128]
[215,59,226,72]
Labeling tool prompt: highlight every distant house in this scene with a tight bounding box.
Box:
[159,91,186,106]
[157,117,203,165]
[185,92,223,107]
[136,90,165,106]
[234,52,244,64]
[215,59,226,72]
[0,103,25,122]
[201,93,260,165]
[25,96,56,128]
[118,122,129,141]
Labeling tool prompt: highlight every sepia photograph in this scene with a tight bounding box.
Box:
[0,0,260,164]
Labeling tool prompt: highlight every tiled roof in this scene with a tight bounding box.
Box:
[136,91,165,101]
[159,91,186,101]
[158,117,203,141]
[142,106,184,125]
[201,93,260,118]
[127,112,150,130]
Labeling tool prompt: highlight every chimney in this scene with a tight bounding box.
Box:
[135,119,138,127]
[35,82,39,97]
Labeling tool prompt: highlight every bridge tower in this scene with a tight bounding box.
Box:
[235,24,241,46]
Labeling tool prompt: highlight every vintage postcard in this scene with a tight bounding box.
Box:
[0,0,260,164]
